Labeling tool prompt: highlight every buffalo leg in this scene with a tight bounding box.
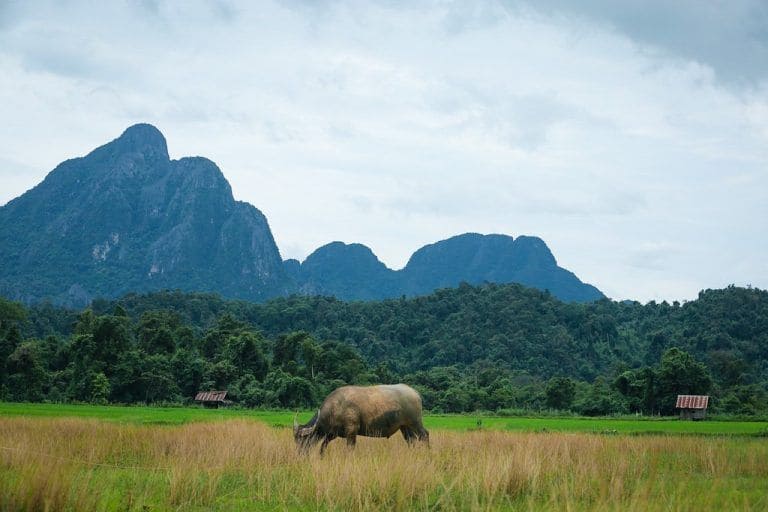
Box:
[319,434,335,456]
[414,424,430,446]
[400,426,416,445]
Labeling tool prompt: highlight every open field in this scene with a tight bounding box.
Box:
[0,402,766,435]
[0,416,766,511]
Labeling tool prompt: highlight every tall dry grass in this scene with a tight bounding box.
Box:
[0,417,765,511]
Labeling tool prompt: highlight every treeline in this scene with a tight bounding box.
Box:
[0,306,371,408]
[1,283,766,415]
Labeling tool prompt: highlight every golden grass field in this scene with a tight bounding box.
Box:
[0,417,766,511]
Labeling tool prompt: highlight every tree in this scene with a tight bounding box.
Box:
[137,311,179,354]
[273,332,305,372]
[74,309,96,336]
[0,297,26,336]
[222,332,269,380]
[657,348,712,414]
[76,314,133,368]
[574,377,626,416]
[90,372,111,404]
[717,384,768,415]
[110,349,145,402]
[64,334,100,401]
[319,340,368,383]
[373,362,396,384]
[204,360,238,391]
[262,369,315,408]
[201,313,247,358]
[708,350,749,387]
[300,336,323,380]
[545,376,576,410]
[439,385,472,413]
[6,341,47,401]
[484,377,517,410]
[1,284,765,414]
[614,367,658,414]
[171,348,206,399]
[139,354,179,403]
[0,324,24,393]
[231,373,265,407]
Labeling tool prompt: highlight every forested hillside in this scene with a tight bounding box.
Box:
[1,284,766,415]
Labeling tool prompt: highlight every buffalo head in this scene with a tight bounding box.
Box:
[293,411,321,453]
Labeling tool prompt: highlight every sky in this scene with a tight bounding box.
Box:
[0,0,766,303]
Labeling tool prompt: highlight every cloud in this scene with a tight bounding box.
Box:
[0,0,765,302]
[508,0,768,87]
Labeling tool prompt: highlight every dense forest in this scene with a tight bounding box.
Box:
[1,283,766,416]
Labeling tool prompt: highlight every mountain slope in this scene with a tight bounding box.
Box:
[290,233,603,302]
[0,124,604,304]
[296,242,399,300]
[0,124,288,305]
[398,233,602,302]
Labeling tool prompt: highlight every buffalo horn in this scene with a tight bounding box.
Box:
[299,410,320,436]
[310,409,320,433]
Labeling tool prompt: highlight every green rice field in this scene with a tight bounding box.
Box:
[0,402,765,435]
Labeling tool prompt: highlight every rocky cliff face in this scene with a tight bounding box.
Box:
[0,124,288,306]
[0,124,604,305]
[296,242,399,300]
[291,233,604,303]
[400,233,604,302]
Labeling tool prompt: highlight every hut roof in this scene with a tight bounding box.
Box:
[675,395,709,409]
[195,390,227,402]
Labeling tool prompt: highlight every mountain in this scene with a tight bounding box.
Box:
[295,242,399,300]
[398,233,603,302]
[0,124,288,306]
[0,124,604,305]
[290,234,604,302]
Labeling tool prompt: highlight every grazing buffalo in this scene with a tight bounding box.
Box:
[293,384,429,455]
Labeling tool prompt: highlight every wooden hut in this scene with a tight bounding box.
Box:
[675,395,709,420]
[195,390,229,408]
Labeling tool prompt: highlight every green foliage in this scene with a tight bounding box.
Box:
[90,372,111,404]
[656,347,713,414]
[545,377,576,410]
[262,369,315,408]
[614,367,657,413]
[223,332,269,380]
[0,284,766,415]
[0,297,26,332]
[5,341,47,401]
[575,377,627,416]
[717,384,768,415]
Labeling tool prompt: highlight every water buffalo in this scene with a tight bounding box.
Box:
[293,384,429,455]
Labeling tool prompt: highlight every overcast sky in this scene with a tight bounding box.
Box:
[1,0,766,303]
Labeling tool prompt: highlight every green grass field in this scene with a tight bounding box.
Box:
[0,402,765,435]
[1,403,767,510]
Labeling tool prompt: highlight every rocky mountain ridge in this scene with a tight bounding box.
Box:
[0,124,604,305]
[293,234,603,302]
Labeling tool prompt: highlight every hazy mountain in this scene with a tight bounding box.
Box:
[398,233,603,302]
[295,242,399,300]
[0,124,288,306]
[292,234,604,302]
[0,124,604,305]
